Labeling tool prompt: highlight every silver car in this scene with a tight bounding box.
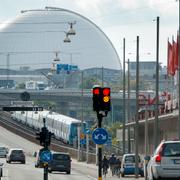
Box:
[147,140,180,180]
[6,148,25,164]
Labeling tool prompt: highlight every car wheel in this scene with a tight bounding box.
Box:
[152,171,159,180]
[67,170,71,174]
[140,172,144,177]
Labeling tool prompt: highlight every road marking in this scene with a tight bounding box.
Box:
[87,175,96,180]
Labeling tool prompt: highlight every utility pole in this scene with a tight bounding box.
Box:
[178,0,180,140]
[43,119,49,180]
[81,71,84,161]
[135,36,139,179]
[127,59,131,153]
[101,66,104,87]
[154,16,160,149]
[6,53,10,89]
[123,38,126,154]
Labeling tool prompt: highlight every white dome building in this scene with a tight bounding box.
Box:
[0,7,121,70]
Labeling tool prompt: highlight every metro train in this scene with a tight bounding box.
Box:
[11,110,86,145]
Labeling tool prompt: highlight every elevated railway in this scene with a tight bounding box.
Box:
[0,111,96,162]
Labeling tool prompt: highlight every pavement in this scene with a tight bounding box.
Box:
[72,159,145,180]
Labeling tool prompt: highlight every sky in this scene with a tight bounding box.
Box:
[0,0,179,68]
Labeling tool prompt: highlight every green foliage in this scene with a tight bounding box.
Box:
[105,122,122,139]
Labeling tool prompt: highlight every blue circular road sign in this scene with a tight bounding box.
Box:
[92,128,108,145]
[40,150,52,163]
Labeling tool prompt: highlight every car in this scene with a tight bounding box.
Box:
[120,153,144,177]
[48,152,71,174]
[6,148,25,164]
[34,149,45,168]
[0,146,8,158]
[147,140,180,180]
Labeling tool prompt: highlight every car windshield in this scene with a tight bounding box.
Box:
[162,143,180,157]
[0,147,6,151]
[53,154,70,160]
[125,155,140,163]
[12,150,23,155]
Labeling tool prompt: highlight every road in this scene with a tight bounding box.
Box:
[0,125,144,180]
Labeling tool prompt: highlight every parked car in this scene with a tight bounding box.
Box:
[147,140,180,180]
[0,146,8,158]
[48,152,71,174]
[34,149,45,168]
[120,153,144,177]
[6,148,25,164]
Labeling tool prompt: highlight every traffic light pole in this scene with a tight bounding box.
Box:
[97,112,103,180]
[43,118,48,180]
[44,165,48,180]
[92,86,111,180]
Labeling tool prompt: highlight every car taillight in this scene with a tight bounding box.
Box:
[155,154,161,163]
[155,143,164,163]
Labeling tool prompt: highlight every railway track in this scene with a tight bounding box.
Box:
[0,111,96,162]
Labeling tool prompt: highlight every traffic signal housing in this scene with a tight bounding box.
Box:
[35,131,44,146]
[92,86,111,112]
[101,87,111,111]
[92,87,101,112]
[35,127,53,147]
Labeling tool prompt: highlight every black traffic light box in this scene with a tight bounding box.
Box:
[92,87,111,112]
[92,87,101,112]
[36,127,53,147]
[101,87,111,111]
[35,131,44,146]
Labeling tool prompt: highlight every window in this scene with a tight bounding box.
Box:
[162,143,180,157]
[53,154,70,160]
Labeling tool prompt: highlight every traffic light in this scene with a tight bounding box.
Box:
[36,131,43,145]
[101,87,111,111]
[36,127,54,147]
[92,86,111,112]
[47,132,54,146]
[92,87,101,112]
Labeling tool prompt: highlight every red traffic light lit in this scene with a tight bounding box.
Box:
[93,88,100,95]
[103,88,110,96]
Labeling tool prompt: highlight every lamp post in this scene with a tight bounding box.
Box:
[123,38,126,154]
[154,16,160,149]
[126,59,131,153]
[135,36,139,179]
[177,0,180,140]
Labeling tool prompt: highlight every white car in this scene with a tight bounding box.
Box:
[120,153,144,177]
[147,140,180,180]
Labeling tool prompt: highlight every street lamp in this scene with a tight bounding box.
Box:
[63,32,71,43]
[67,21,76,35]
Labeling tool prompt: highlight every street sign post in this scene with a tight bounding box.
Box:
[92,128,108,145]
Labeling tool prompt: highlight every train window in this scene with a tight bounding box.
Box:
[71,124,77,137]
